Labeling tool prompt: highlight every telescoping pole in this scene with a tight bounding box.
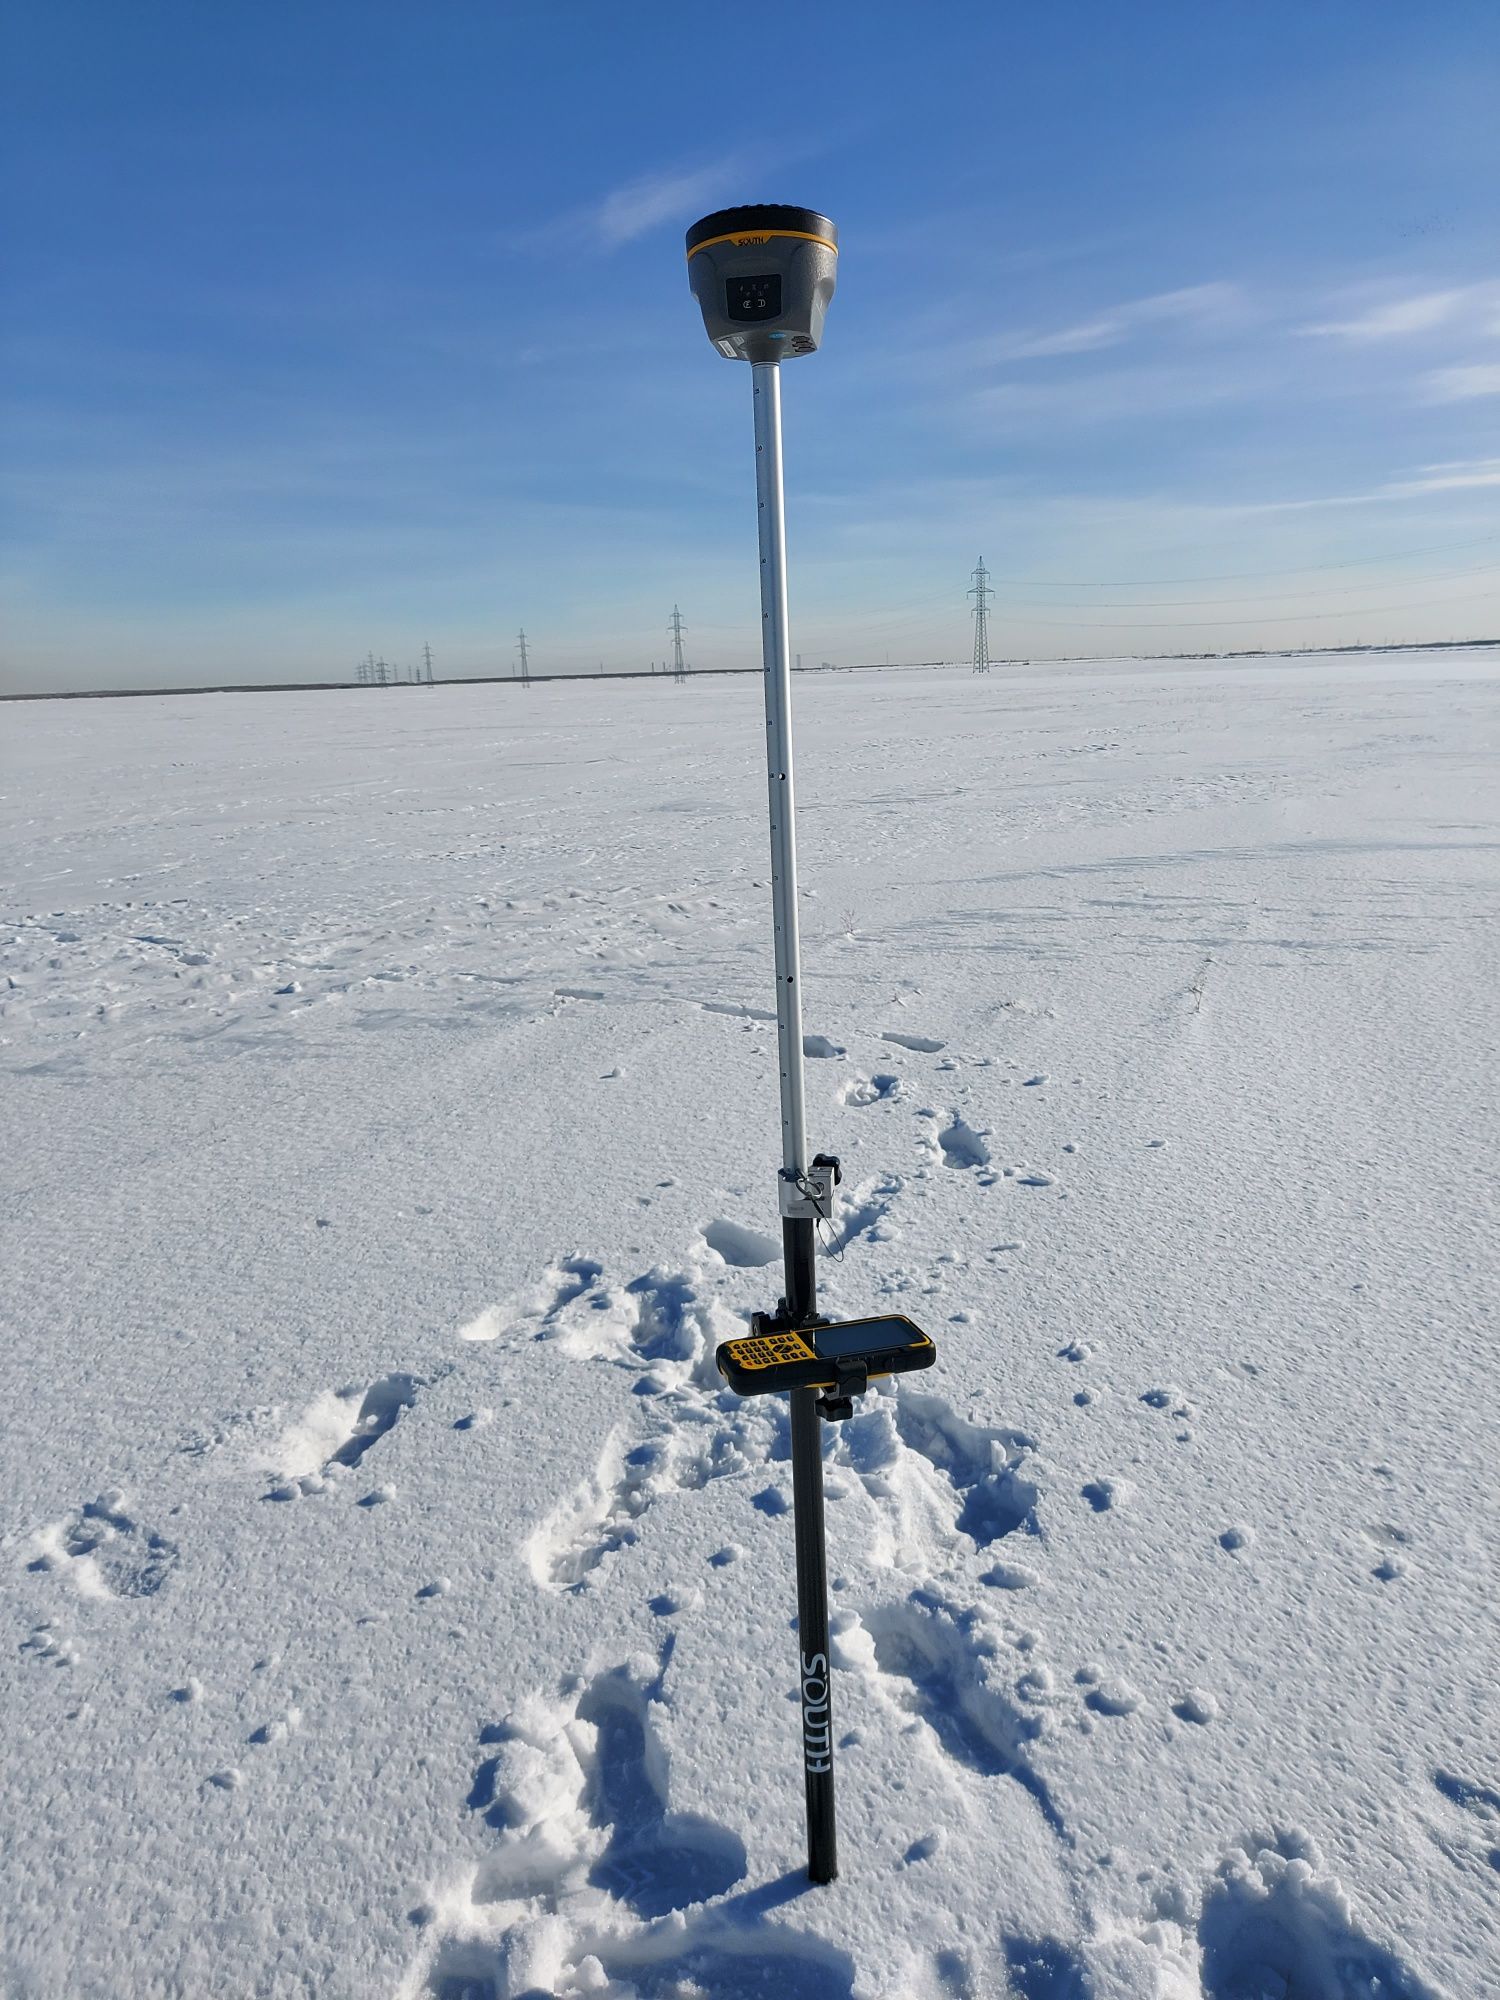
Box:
[751,358,837,1884]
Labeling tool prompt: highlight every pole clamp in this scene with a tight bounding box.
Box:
[778,1152,842,1221]
[817,1357,868,1424]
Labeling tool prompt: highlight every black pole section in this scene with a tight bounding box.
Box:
[782,1215,817,1323]
[783,1214,837,1883]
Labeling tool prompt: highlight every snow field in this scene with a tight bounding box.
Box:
[2,656,1497,1998]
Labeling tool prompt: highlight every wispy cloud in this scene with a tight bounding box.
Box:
[994,317,1122,361]
[974,357,1258,430]
[1422,364,1500,401]
[1229,458,1500,513]
[497,151,753,256]
[1301,290,1468,339]
[985,283,1245,363]
[1299,284,1500,341]
[593,158,744,247]
[1382,456,1500,495]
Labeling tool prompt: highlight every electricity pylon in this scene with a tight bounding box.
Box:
[516,629,531,689]
[969,558,993,673]
[423,641,434,685]
[669,605,688,683]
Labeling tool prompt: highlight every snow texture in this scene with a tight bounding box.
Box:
[2,655,1496,1998]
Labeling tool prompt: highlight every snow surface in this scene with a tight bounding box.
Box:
[2,656,1497,1999]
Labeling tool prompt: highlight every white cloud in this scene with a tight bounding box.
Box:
[497,151,764,256]
[1381,457,1500,496]
[986,283,1243,363]
[1301,290,1468,339]
[1300,283,1500,342]
[593,159,743,247]
[999,318,1121,360]
[1422,364,1500,402]
[976,358,1256,428]
[1228,458,1500,513]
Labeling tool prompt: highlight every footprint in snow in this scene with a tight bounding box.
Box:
[264,1372,425,1498]
[21,1623,81,1668]
[936,1116,991,1169]
[419,1657,831,2000]
[525,1373,778,1593]
[838,1071,903,1106]
[248,1706,302,1747]
[1172,1688,1219,1725]
[981,1560,1039,1591]
[1432,1770,1500,1871]
[1140,1384,1192,1419]
[1193,1831,1440,1998]
[1083,1677,1143,1718]
[1364,1522,1413,1582]
[840,1389,1039,1549]
[699,1217,781,1269]
[28,1492,179,1600]
[856,1593,1066,1836]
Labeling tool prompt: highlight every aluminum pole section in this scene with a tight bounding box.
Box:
[752,361,810,1196]
[752,358,837,1884]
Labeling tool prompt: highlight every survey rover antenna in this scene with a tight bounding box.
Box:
[685,205,936,1886]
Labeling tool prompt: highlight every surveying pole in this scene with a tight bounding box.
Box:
[687,205,936,1886]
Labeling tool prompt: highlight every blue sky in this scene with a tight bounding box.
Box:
[3,0,1499,691]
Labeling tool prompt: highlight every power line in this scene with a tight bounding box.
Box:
[735,546,1500,647]
[991,560,1500,611]
[1005,588,1500,630]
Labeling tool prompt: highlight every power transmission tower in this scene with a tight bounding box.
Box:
[669,604,688,683]
[422,642,434,685]
[376,656,389,687]
[357,656,368,686]
[969,558,994,674]
[516,629,531,689]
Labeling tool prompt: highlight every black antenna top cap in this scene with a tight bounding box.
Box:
[685,205,838,255]
[685,204,838,363]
